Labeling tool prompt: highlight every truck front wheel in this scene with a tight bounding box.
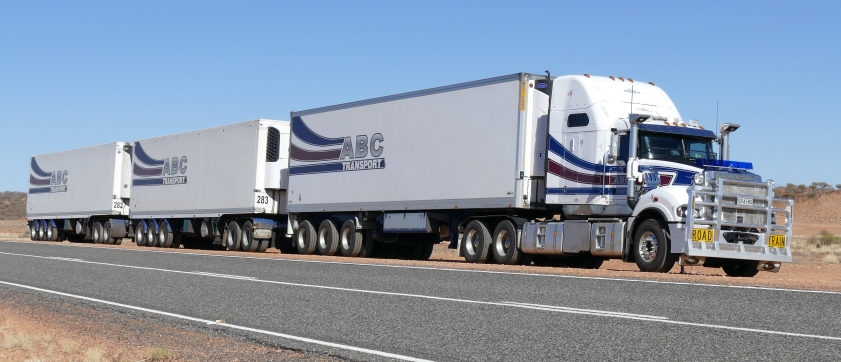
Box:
[633,220,676,273]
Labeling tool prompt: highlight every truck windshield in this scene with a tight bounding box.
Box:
[638,132,716,166]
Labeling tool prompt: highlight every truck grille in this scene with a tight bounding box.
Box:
[266,127,280,162]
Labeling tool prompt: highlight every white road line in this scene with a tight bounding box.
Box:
[498,302,670,320]
[0,280,434,362]
[2,249,841,342]
[4,240,838,296]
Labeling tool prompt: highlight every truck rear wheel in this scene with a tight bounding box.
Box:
[722,260,760,277]
[633,220,676,273]
[317,220,339,256]
[358,231,375,258]
[225,221,242,251]
[296,220,317,255]
[462,220,491,263]
[492,220,521,265]
[37,221,46,241]
[30,222,37,241]
[339,220,363,257]
[240,221,257,252]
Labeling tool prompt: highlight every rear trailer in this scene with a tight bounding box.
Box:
[26,142,132,244]
[129,119,290,252]
[287,73,553,260]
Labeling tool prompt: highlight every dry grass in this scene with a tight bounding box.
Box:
[147,346,173,361]
[791,232,841,264]
[59,338,80,354]
[84,347,105,362]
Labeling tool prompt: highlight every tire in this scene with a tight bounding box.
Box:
[37,220,46,241]
[491,220,522,265]
[93,222,103,244]
[158,220,173,248]
[146,219,159,247]
[101,222,112,244]
[372,242,395,259]
[257,239,269,253]
[225,221,242,251]
[240,221,257,252]
[397,244,423,260]
[339,220,363,257]
[633,220,677,273]
[418,243,434,260]
[461,220,491,263]
[722,260,760,277]
[135,220,147,247]
[47,223,58,242]
[29,222,37,241]
[317,220,339,256]
[295,220,317,255]
[358,231,375,258]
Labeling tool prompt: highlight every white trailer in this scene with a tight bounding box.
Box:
[129,119,290,252]
[287,73,794,276]
[26,142,132,244]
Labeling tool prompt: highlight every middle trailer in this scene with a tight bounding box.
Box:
[287,73,551,261]
[130,119,291,252]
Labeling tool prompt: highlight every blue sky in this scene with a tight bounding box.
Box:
[1,1,838,191]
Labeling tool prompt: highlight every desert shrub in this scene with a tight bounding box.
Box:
[808,230,841,248]
[774,182,838,200]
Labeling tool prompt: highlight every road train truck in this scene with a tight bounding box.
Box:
[286,73,793,276]
[27,142,133,244]
[129,119,290,251]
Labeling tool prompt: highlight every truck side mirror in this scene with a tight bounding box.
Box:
[607,131,620,164]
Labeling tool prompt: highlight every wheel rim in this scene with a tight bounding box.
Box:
[226,227,235,248]
[341,228,351,250]
[146,221,157,246]
[93,224,100,243]
[464,229,479,255]
[318,227,328,249]
[30,224,36,240]
[241,229,250,249]
[297,228,307,249]
[638,231,658,262]
[47,226,54,241]
[495,230,511,256]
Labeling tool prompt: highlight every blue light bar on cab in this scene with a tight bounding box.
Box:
[695,159,753,170]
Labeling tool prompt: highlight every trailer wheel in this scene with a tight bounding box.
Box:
[240,221,257,252]
[358,231,375,258]
[101,222,112,244]
[491,220,522,265]
[37,220,46,241]
[339,220,363,257]
[146,219,159,248]
[257,239,269,253]
[462,220,491,263]
[29,222,37,241]
[92,222,103,244]
[633,220,677,273]
[722,260,760,277]
[158,220,173,248]
[135,221,147,246]
[296,220,317,255]
[47,222,58,242]
[226,221,242,251]
[418,243,434,260]
[317,220,339,256]
[397,244,423,260]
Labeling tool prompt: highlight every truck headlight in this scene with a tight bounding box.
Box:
[693,173,705,186]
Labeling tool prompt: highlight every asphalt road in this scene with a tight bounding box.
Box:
[0,240,839,361]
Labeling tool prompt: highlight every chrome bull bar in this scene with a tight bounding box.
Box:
[684,178,793,263]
